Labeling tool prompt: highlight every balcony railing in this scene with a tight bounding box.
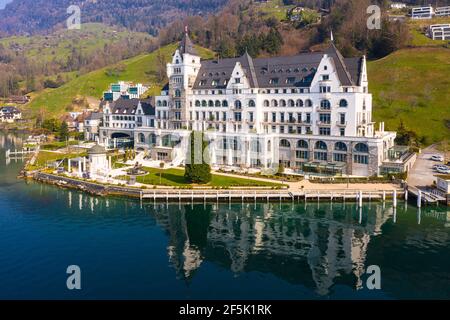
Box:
[336,121,348,127]
[317,121,332,126]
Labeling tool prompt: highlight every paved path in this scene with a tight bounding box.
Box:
[408,145,444,189]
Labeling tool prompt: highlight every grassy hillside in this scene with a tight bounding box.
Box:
[407,17,450,48]
[27,44,215,115]
[369,47,450,144]
[0,23,152,63]
[249,0,294,22]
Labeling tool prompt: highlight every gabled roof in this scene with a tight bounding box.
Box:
[108,97,155,116]
[192,44,363,89]
[193,51,323,89]
[325,43,360,86]
[179,32,198,56]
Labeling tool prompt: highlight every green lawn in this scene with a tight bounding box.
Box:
[249,0,293,21]
[26,43,215,116]
[33,151,86,169]
[369,47,450,144]
[120,167,282,188]
[407,17,450,48]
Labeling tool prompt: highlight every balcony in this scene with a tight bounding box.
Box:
[316,107,332,112]
[336,121,348,127]
[316,121,332,126]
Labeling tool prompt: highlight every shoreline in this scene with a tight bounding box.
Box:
[30,171,406,204]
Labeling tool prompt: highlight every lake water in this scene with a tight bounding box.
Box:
[0,133,449,300]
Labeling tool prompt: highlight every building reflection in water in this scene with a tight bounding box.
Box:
[150,202,393,296]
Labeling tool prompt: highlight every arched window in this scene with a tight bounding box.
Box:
[320,100,331,110]
[162,101,168,107]
[251,140,261,153]
[232,138,241,151]
[222,100,228,107]
[195,100,200,107]
[271,100,278,107]
[208,100,214,107]
[280,139,291,148]
[264,100,270,107]
[339,99,348,108]
[354,143,369,153]
[288,99,295,107]
[215,100,221,107]
[149,134,157,146]
[315,141,328,150]
[297,140,308,149]
[201,100,207,107]
[280,100,287,107]
[138,133,145,143]
[248,100,256,107]
[175,89,181,97]
[234,100,242,109]
[335,142,347,152]
[305,99,313,107]
[157,101,162,107]
[296,99,304,107]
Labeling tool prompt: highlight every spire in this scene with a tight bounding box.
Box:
[179,26,198,56]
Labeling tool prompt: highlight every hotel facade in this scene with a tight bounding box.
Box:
[100,32,411,177]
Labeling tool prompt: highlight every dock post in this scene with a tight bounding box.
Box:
[359,191,363,208]
[393,207,397,223]
[382,190,386,202]
[242,191,244,203]
[359,207,362,224]
[192,191,194,203]
[417,190,422,208]
[405,189,408,201]
[254,191,257,203]
[417,208,421,225]
[393,190,397,208]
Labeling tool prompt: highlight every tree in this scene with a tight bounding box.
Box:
[59,121,69,142]
[185,131,212,184]
[264,28,283,55]
[159,162,165,184]
[156,47,167,83]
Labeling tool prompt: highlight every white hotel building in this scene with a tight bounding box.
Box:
[100,32,413,177]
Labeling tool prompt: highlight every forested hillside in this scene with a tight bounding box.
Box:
[0,0,227,35]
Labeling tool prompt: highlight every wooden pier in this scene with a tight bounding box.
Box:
[139,189,404,204]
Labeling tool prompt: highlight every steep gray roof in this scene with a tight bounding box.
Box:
[109,98,155,116]
[325,43,360,86]
[179,32,198,56]
[192,44,363,89]
[193,52,322,89]
[86,112,103,121]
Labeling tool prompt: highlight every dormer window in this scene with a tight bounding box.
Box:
[322,75,329,81]
[176,59,179,64]
[199,80,207,86]
[324,66,328,70]
[269,78,279,85]
[235,78,240,84]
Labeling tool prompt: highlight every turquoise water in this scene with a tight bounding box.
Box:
[0,133,449,300]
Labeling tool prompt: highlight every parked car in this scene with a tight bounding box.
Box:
[436,167,450,174]
[433,164,448,170]
[431,155,444,162]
